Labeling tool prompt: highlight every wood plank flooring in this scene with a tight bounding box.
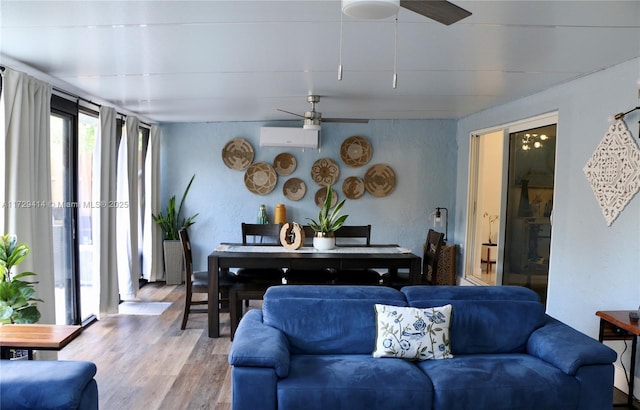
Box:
[59,282,234,410]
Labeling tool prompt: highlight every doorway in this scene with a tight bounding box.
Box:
[465,114,557,302]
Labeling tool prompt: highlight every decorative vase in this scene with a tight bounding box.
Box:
[313,232,335,251]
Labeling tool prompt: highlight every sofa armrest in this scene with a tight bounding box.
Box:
[229,309,291,378]
[527,316,617,375]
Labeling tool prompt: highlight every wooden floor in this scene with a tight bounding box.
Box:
[57,282,639,410]
[59,282,235,410]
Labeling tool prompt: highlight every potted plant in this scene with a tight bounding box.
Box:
[307,185,348,250]
[0,234,42,324]
[152,174,199,284]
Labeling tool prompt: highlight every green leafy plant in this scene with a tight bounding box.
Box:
[307,185,348,234]
[153,174,199,240]
[0,234,42,324]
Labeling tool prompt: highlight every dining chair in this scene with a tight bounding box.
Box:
[332,225,382,285]
[229,223,286,333]
[382,229,445,288]
[179,227,238,330]
[234,223,285,284]
[423,229,445,285]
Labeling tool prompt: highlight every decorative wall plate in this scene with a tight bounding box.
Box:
[342,176,365,199]
[273,152,297,176]
[283,177,307,201]
[311,157,340,186]
[341,136,372,167]
[315,186,339,208]
[244,162,277,195]
[222,138,254,170]
[364,164,396,197]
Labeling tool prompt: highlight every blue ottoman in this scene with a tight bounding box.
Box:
[0,360,98,409]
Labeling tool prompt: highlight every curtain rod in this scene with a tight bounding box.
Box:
[52,87,152,128]
[1,65,152,128]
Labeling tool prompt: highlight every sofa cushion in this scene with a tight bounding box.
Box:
[263,285,407,354]
[402,286,546,354]
[278,354,433,410]
[373,304,453,360]
[416,354,578,410]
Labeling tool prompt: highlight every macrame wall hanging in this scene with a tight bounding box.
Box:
[583,119,640,226]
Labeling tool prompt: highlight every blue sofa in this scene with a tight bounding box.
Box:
[229,285,617,410]
[0,360,98,409]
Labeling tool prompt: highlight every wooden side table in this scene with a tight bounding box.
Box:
[0,324,82,360]
[481,243,497,272]
[596,310,640,408]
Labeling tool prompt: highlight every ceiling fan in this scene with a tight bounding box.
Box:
[277,95,368,130]
[341,0,471,25]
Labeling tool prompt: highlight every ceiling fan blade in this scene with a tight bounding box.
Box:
[277,108,305,118]
[323,118,369,124]
[400,0,471,25]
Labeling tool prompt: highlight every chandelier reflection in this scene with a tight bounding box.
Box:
[521,133,548,151]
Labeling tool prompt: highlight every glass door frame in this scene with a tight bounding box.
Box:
[464,111,558,287]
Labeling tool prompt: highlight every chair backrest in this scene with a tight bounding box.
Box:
[423,229,444,284]
[334,225,371,245]
[179,228,193,288]
[301,225,371,245]
[241,223,282,245]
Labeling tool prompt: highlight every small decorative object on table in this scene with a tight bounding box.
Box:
[307,185,348,251]
[280,222,305,250]
[257,204,268,224]
[274,203,286,224]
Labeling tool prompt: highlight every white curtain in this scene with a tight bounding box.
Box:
[95,106,119,317]
[142,125,163,281]
[116,116,140,299]
[0,68,55,325]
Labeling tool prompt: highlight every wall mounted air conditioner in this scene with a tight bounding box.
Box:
[259,127,319,149]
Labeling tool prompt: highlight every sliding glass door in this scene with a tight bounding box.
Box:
[50,96,98,325]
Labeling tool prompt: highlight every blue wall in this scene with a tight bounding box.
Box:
[455,58,640,390]
[161,119,458,272]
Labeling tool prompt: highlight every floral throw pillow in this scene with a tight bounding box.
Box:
[373,304,453,360]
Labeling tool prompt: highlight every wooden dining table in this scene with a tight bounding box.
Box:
[207,244,422,338]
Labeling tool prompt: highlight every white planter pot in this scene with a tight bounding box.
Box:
[313,236,336,251]
[163,240,184,285]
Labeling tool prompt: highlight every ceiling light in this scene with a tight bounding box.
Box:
[342,0,400,19]
[303,121,321,131]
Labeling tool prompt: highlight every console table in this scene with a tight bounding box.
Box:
[596,310,639,408]
[0,324,82,360]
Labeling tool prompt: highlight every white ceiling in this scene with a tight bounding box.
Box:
[1,1,639,124]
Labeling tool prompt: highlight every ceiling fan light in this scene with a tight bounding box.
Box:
[342,0,400,19]
[303,121,321,131]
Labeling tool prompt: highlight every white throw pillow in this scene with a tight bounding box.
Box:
[373,304,453,360]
